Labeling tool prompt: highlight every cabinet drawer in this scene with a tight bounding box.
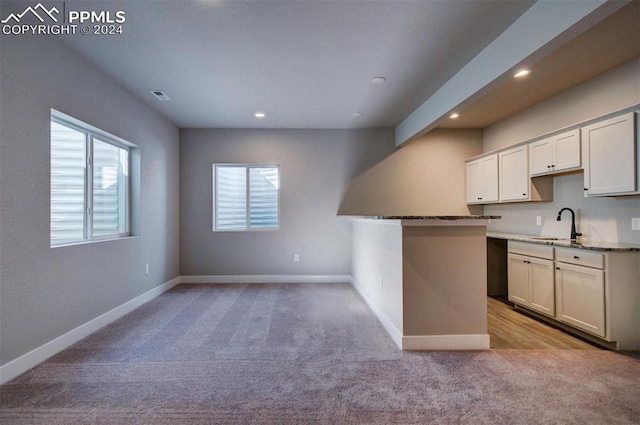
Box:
[555,247,604,269]
[508,241,554,260]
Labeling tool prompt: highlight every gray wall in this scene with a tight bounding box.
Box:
[484,58,640,244]
[351,220,404,334]
[180,128,395,276]
[338,129,484,216]
[402,225,487,336]
[351,221,488,342]
[0,36,180,365]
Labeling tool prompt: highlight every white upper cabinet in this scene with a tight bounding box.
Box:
[499,145,553,203]
[582,112,637,196]
[499,146,529,201]
[530,129,581,176]
[529,138,553,176]
[466,154,498,204]
[555,129,582,171]
[465,108,638,203]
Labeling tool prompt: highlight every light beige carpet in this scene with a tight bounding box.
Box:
[1,283,638,424]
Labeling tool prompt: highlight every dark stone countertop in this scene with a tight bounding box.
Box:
[348,215,501,220]
[487,232,640,252]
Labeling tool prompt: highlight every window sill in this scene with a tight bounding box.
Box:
[212,227,280,233]
[50,235,137,248]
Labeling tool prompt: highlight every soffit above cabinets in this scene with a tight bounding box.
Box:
[438,1,640,130]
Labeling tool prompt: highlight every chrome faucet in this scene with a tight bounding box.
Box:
[556,208,582,241]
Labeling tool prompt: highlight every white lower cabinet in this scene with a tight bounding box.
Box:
[507,242,555,317]
[555,247,606,338]
[555,262,605,338]
[507,253,529,305]
[506,242,640,350]
[529,258,555,317]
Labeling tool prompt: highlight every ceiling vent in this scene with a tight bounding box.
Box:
[151,90,171,101]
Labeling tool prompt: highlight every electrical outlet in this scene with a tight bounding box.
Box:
[294,254,300,262]
[632,218,640,231]
[145,263,149,274]
[536,216,542,226]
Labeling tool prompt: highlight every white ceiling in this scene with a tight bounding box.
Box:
[57,1,639,132]
[59,0,537,129]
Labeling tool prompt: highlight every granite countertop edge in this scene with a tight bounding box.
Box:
[487,232,640,252]
[345,215,501,220]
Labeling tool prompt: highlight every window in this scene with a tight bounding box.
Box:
[213,164,280,231]
[50,111,131,246]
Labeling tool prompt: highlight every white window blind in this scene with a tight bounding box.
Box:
[50,112,130,246]
[249,167,279,228]
[92,138,128,238]
[213,165,279,231]
[50,121,86,242]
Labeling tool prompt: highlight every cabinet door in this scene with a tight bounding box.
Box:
[481,154,499,202]
[528,257,555,317]
[555,263,605,338]
[529,138,554,176]
[553,129,581,172]
[499,146,529,201]
[508,253,529,305]
[582,112,636,196]
[466,159,483,203]
[466,155,498,204]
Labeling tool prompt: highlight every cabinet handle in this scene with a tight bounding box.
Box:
[584,188,589,191]
[478,197,482,200]
[522,193,527,196]
[573,256,580,260]
[547,165,551,169]
[556,267,561,270]
[551,165,555,168]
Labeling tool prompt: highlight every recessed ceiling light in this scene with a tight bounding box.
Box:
[450,113,459,119]
[151,90,170,101]
[372,77,386,84]
[514,69,531,78]
[352,112,364,117]
[254,111,266,119]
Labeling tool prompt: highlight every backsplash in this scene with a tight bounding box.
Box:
[485,173,640,245]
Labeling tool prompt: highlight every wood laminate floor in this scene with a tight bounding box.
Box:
[487,297,599,350]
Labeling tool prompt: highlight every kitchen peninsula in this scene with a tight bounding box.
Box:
[349,215,500,350]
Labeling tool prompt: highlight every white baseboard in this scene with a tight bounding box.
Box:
[349,277,403,349]
[1,274,489,386]
[0,276,181,385]
[402,334,490,351]
[180,275,352,284]
[349,278,489,351]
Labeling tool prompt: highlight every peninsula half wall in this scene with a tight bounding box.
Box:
[350,217,499,350]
